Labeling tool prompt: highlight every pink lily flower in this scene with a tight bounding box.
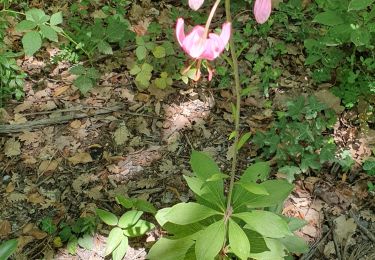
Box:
[254,0,272,24]
[176,18,231,80]
[189,0,204,10]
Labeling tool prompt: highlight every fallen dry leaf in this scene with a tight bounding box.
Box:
[70,120,82,129]
[4,138,21,157]
[28,228,47,239]
[38,159,60,174]
[53,85,70,97]
[0,220,12,237]
[114,122,130,145]
[68,152,93,165]
[16,235,35,252]
[19,131,40,146]
[28,192,46,204]
[334,215,357,244]
[22,223,35,234]
[6,182,15,193]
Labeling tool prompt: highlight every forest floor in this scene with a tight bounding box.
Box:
[1,1,375,259]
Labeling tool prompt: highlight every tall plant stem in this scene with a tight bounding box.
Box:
[225,0,241,211]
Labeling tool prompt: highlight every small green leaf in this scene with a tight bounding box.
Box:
[40,24,58,42]
[0,239,18,260]
[67,236,78,255]
[348,0,375,11]
[278,166,301,183]
[112,236,128,260]
[105,227,124,256]
[132,199,157,214]
[236,181,269,195]
[205,173,229,183]
[118,210,143,229]
[50,12,63,25]
[152,46,166,58]
[229,130,237,140]
[78,234,94,250]
[96,209,118,226]
[313,11,344,26]
[234,211,292,238]
[97,40,113,55]
[136,45,147,60]
[237,132,251,150]
[163,202,220,225]
[22,31,42,56]
[16,20,37,32]
[51,25,63,33]
[25,9,46,23]
[73,75,94,95]
[229,219,250,260]
[116,195,133,209]
[196,219,225,260]
[123,220,155,237]
[69,64,86,75]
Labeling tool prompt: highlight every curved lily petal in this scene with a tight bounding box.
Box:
[254,0,272,24]
[182,25,206,58]
[176,18,186,47]
[201,22,231,60]
[189,0,204,10]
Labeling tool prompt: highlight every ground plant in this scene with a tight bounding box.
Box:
[1,0,374,259]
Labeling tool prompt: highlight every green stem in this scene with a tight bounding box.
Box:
[225,0,241,211]
[204,0,221,37]
[0,9,25,16]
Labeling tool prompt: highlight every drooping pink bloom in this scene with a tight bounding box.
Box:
[176,18,231,61]
[189,0,204,10]
[176,18,231,81]
[253,0,272,24]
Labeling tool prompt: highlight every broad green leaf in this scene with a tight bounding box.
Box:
[15,20,37,32]
[96,209,118,226]
[237,132,251,150]
[233,180,293,211]
[0,239,18,260]
[112,236,128,260]
[136,45,147,60]
[148,237,195,260]
[162,222,205,239]
[118,210,143,229]
[164,202,220,225]
[40,24,58,42]
[22,31,42,56]
[234,211,292,238]
[184,176,224,210]
[190,151,225,205]
[73,75,94,94]
[286,217,307,231]
[348,0,375,10]
[244,230,269,254]
[313,11,344,26]
[195,220,225,260]
[105,227,124,256]
[241,162,270,182]
[236,181,269,195]
[50,12,63,25]
[116,195,133,209]
[51,25,63,33]
[228,219,250,260]
[78,234,94,250]
[123,220,155,237]
[250,238,286,260]
[67,235,78,255]
[280,235,309,254]
[152,46,166,58]
[204,173,229,183]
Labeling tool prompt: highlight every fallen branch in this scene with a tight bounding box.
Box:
[0,105,123,134]
[349,209,375,243]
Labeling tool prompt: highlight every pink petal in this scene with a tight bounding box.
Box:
[189,0,204,10]
[200,23,231,60]
[176,18,186,47]
[254,0,272,24]
[182,25,206,58]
